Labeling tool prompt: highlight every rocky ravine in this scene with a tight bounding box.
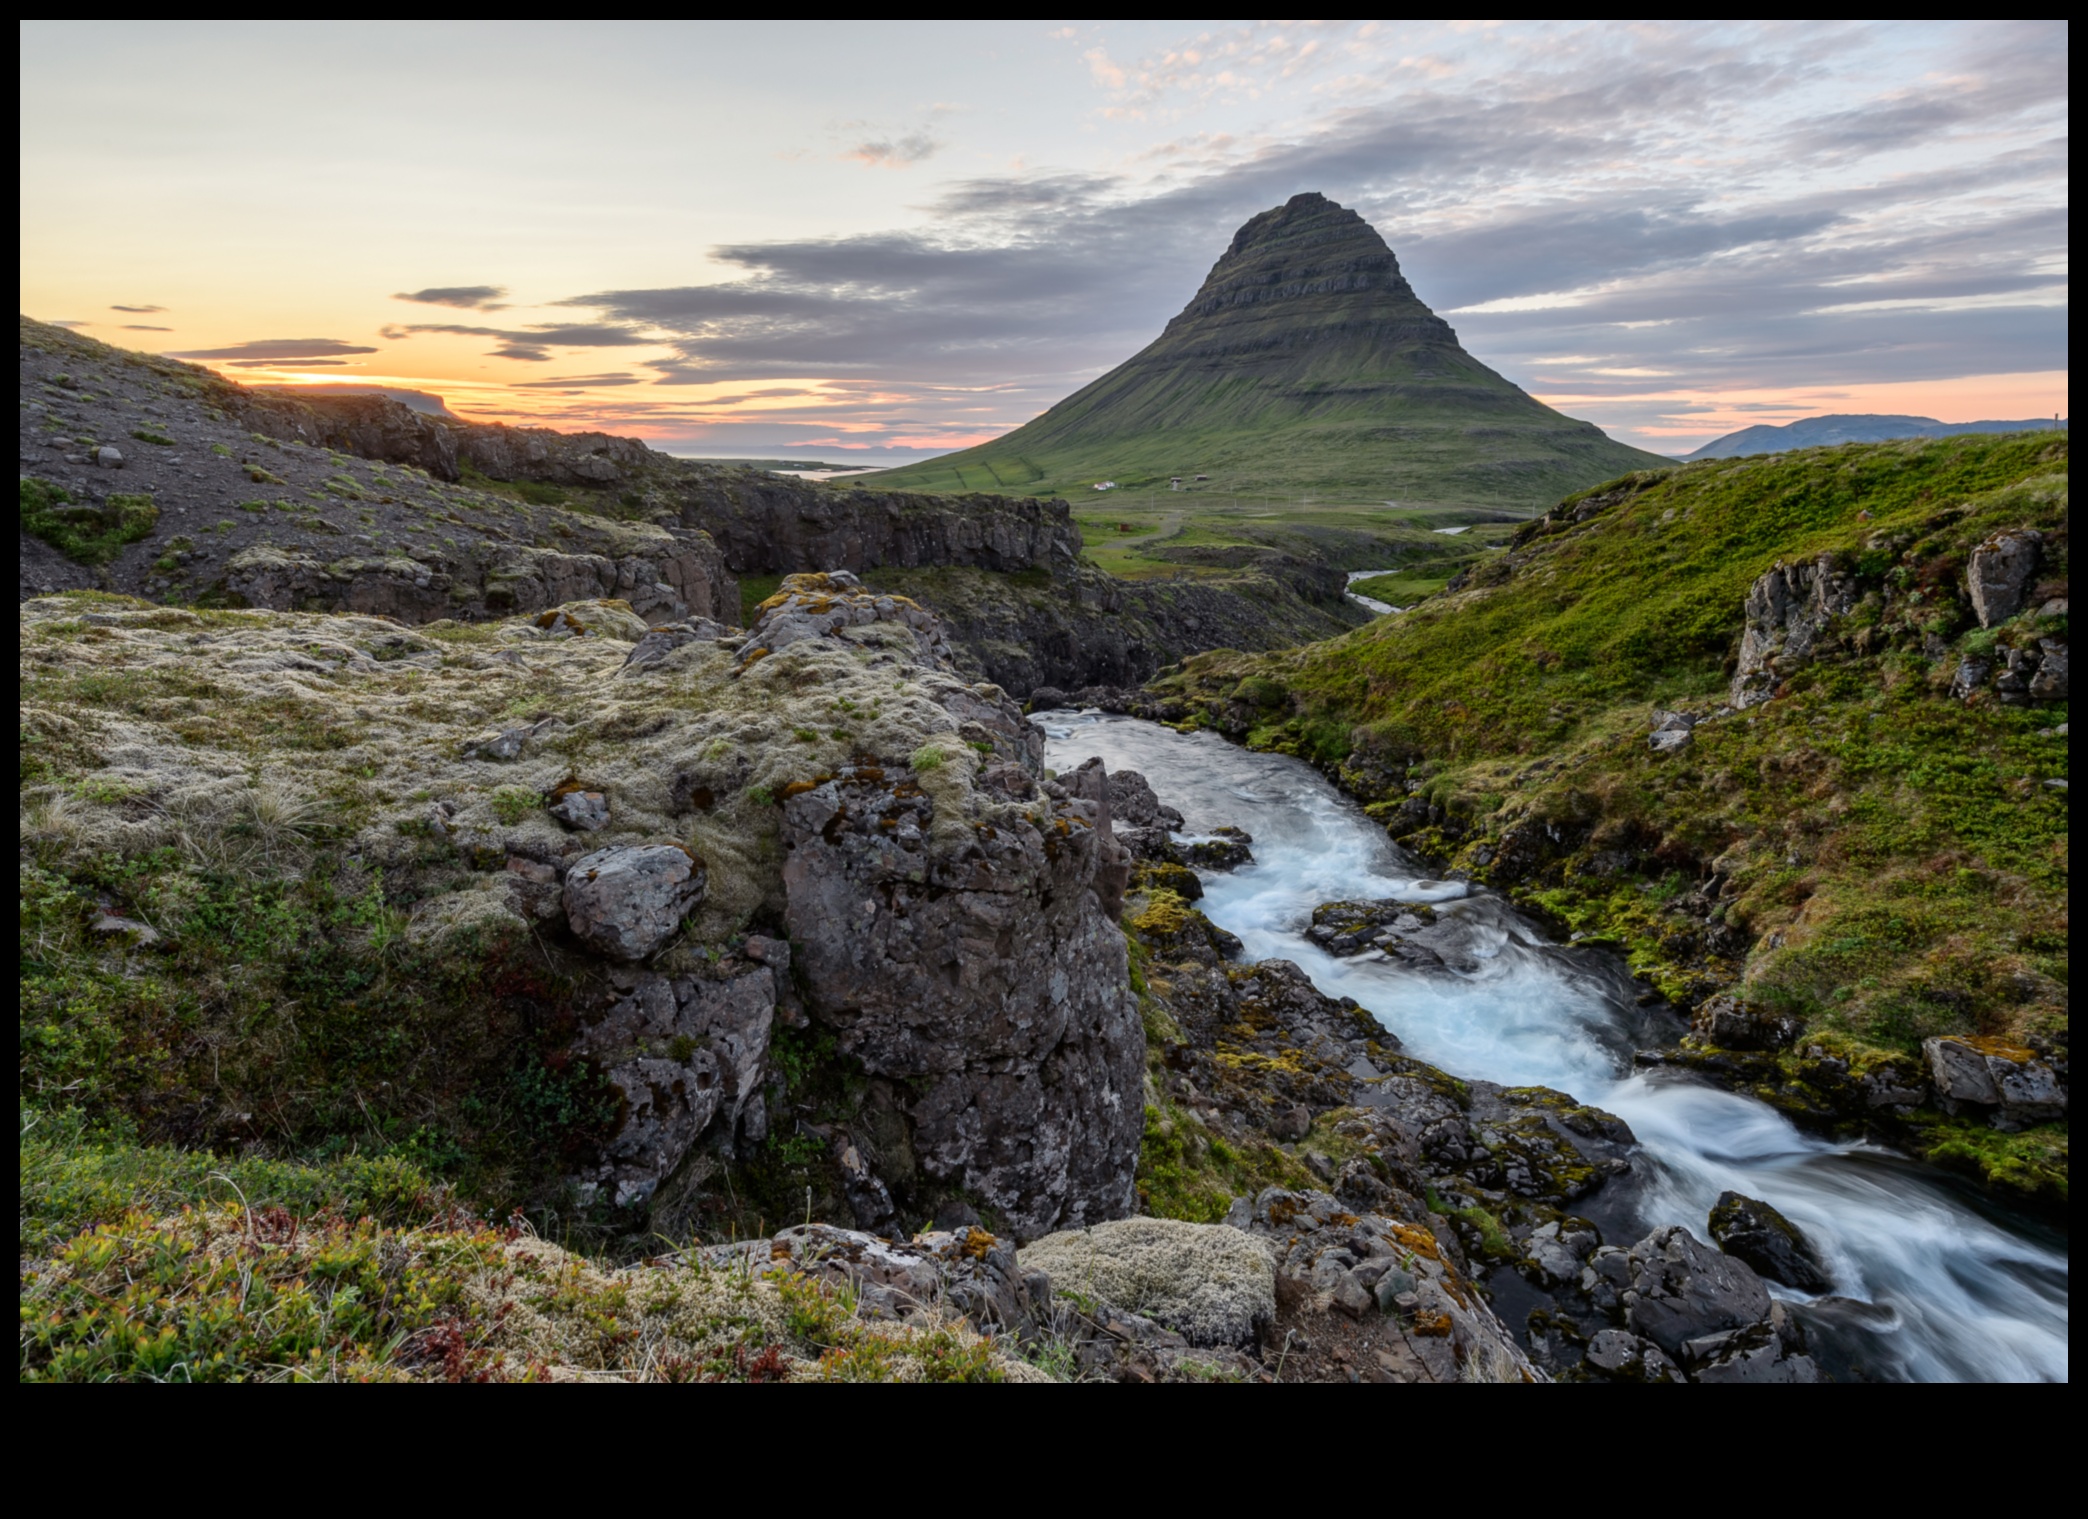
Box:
[20,316,1359,696]
[23,569,1839,1380]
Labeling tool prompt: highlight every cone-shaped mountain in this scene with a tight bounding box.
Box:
[874,192,1665,506]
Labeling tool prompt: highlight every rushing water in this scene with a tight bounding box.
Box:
[1042,711,2069,1383]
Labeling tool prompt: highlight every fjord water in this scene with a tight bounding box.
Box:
[1042,712,2069,1383]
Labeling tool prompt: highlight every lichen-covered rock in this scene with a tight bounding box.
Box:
[1729,553,1859,708]
[700,1223,1052,1334]
[564,844,706,961]
[1019,1218,1276,1348]
[1689,993,1802,1051]
[1966,529,2042,628]
[1923,1035,2067,1128]
[1306,898,1439,958]
[781,753,1143,1239]
[1707,1190,1832,1292]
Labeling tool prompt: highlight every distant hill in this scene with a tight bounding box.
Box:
[869,192,1664,509]
[1685,413,2066,460]
[250,383,460,420]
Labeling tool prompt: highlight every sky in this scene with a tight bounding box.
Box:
[18,20,2069,460]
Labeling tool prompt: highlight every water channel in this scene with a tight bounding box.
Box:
[1041,711,2069,1383]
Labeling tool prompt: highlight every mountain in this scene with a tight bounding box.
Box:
[870,192,1665,509]
[1686,413,2067,459]
[249,382,462,419]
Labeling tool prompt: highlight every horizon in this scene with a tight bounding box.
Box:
[19,20,2068,459]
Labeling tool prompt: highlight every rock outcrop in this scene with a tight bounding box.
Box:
[1966,529,2042,627]
[1923,1036,2068,1129]
[1730,554,1859,708]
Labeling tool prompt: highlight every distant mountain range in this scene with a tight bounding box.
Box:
[871,192,1663,509]
[1684,413,2066,460]
[250,383,460,420]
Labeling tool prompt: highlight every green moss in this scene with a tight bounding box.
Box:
[21,479,160,565]
[490,785,542,824]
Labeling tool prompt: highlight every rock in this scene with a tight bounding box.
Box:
[1687,1306,1821,1383]
[573,964,778,1207]
[1622,1224,1773,1356]
[781,753,1142,1240]
[1582,1328,1683,1383]
[621,617,735,673]
[464,716,558,762]
[94,445,124,468]
[503,855,564,921]
[1187,827,1254,869]
[89,913,160,946]
[1690,993,1801,1051]
[546,788,610,832]
[1104,767,1182,830]
[563,844,706,961]
[2029,641,2068,701]
[1272,1103,1313,1141]
[1707,1191,1832,1292]
[1019,1218,1276,1347]
[1952,652,1995,700]
[1966,529,2042,627]
[1648,726,1692,753]
[1028,686,1070,711]
[1306,899,1439,956]
[703,1223,1050,1335]
[1730,554,1859,708]
[1923,1035,2067,1128]
[1062,757,1134,919]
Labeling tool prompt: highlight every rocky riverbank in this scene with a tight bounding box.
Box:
[1127,437,2069,1207]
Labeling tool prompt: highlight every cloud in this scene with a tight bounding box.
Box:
[843,132,941,168]
[393,285,510,309]
[121,324,172,331]
[110,303,165,313]
[48,319,90,328]
[224,358,353,367]
[167,338,378,361]
[506,372,647,389]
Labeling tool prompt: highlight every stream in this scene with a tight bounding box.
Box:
[1041,711,2069,1383]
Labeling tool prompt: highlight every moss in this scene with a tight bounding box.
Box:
[21,479,160,565]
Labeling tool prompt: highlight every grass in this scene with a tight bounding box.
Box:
[1151,433,2068,1195]
[19,1112,1011,1383]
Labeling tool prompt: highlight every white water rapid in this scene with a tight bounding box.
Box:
[1042,711,2069,1383]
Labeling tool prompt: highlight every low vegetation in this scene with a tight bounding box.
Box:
[1152,433,2068,1201]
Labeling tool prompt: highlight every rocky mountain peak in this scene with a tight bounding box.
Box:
[1169,190,1438,334]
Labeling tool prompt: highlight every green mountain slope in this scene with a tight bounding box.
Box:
[1151,433,2070,1203]
[874,192,1665,507]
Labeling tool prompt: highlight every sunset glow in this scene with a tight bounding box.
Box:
[21,20,2067,459]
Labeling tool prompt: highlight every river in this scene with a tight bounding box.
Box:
[1041,711,2069,1383]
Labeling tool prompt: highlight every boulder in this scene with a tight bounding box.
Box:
[1104,767,1184,830]
[1306,899,1439,957]
[94,445,124,468]
[1707,1190,1832,1292]
[1028,686,1070,711]
[546,788,609,832]
[1690,993,1801,1051]
[1187,826,1254,870]
[1966,530,2042,628]
[1923,1035,2067,1128]
[1582,1328,1683,1383]
[1019,1218,1276,1348]
[1622,1224,1772,1356]
[563,844,706,961]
